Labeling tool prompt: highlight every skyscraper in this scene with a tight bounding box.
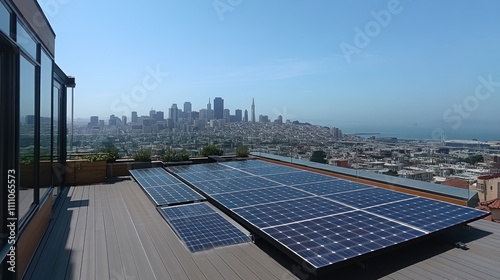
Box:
[251,98,256,123]
[235,109,243,122]
[149,109,156,119]
[131,111,138,123]
[244,110,248,122]
[214,97,224,119]
[223,109,230,122]
[169,104,178,123]
[207,98,213,120]
[184,102,192,113]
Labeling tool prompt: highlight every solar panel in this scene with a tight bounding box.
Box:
[291,180,372,196]
[145,184,205,206]
[167,160,489,273]
[169,163,232,174]
[211,186,312,209]
[367,197,488,232]
[129,168,205,206]
[263,171,337,186]
[240,166,298,176]
[159,203,252,252]
[176,169,252,182]
[191,176,281,195]
[263,211,426,268]
[323,187,415,209]
[233,197,356,228]
[222,160,277,169]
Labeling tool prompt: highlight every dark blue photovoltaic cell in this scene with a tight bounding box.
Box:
[234,197,356,228]
[168,163,232,174]
[176,169,252,182]
[130,168,205,206]
[146,184,205,206]
[166,160,489,271]
[241,166,298,176]
[130,168,169,178]
[324,187,415,209]
[367,197,488,232]
[292,180,373,196]
[222,160,277,169]
[263,211,425,268]
[212,186,312,209]
[191,176,281,195]
[159,203,252,252]
[134,175,182,187]
[263,172,336,186]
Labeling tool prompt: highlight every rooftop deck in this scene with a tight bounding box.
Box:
[24,177,500,280]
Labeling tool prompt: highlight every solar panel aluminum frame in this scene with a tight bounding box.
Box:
[130,168,205,207]
[207,194,488,276]
[157,203,254,253]
[168,162,490,276]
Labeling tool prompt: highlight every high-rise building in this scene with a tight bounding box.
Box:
[251,98,256,123]
[214,97,224,119]
[244,110,248,122]
[223,109,230,122]
[276,115,283,124]
[122,116,127,125]
[169,104,178,123]
[207,98,213,120]
[259,115,269,123]
[131,111,138,123]
[184,102,192,113]
[235,109,243,122]
[90,116,99,126]
[155,111,165,121]
[149,109,156,119]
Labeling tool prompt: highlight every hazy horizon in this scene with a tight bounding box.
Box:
[41,0,500,141]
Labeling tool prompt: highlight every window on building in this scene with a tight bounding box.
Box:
[0,2,9,35]
[19,55,36,219]
[40,50,52,198]
[16,21,37,59]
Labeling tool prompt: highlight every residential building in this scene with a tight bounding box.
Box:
[0,0,73,278]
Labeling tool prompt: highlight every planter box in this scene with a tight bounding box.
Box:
[66,160,107,185]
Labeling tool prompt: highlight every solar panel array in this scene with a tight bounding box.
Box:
[129,168,205,206]
[158,203,252,252]
[169,160,489,273]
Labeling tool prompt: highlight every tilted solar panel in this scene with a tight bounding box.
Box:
[159,203,252,252]
[167,160,489,274]
[129,167,205,206]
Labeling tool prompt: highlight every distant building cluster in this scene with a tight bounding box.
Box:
[87,97,289,133]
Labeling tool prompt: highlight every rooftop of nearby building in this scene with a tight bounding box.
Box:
[23,159,500,279]
[478,173,500,180]
[442,178,471,190]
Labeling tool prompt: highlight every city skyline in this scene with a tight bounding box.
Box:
[43,1,500,140]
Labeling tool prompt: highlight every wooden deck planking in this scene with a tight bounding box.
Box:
[105,183,141,280]
[65,185,89,280]
[110,183,157,280]
[100,184,125,279]
[93,184,109,280]
[51,186,84,280]
[124,181,208,280]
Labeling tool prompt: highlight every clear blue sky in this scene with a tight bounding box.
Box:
[41,0,500,139]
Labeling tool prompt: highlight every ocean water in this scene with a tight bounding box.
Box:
[343,125,500,141]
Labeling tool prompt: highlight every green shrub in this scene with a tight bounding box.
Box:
[134,149,152,162]
[200,145,223,157]
[162,148,190,162]
[236,145,249,157]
